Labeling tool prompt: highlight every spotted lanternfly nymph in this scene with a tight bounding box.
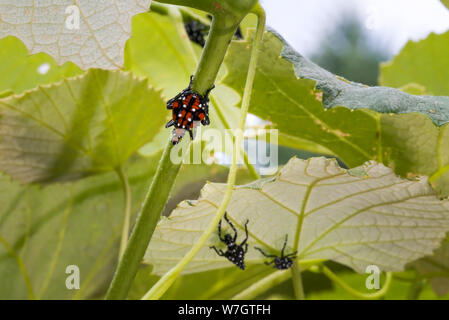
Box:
[184,20,208,47]
[210,212,249,270]
[165,76,214,145]
[255,235,297,270]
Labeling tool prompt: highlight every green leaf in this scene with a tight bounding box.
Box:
[0,37,82,94]
[380,31,449,96]
[378,31,449,195]
[225,31,379,165]
[412,238,449,297]
[356,30,449,298]
[145,157,449,277]
[226,29,449,126]
[126,11,197,98]
[0,0,152,69]
[224,29,449,195]
[0,69,166,184]
[442,0,449,10]
[0,154,160,300]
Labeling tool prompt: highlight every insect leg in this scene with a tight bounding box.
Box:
[210,246,225,256]
[281,234,288,258]
[188,129,194,140]
[218,219,225,242]
[244,243,248,253]
[255,247,277,258]
[224,213,238,242]
[241,220,249,246]
[165,120,175,128]
[285,252,298,258]
[188,75,194,90]
[204,85,215,99]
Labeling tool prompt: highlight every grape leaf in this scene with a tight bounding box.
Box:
[276,29,449,127]
[145,157,449,276]
[380,31,449,96]
[380,30,449,297]
[0,0,152,69]
[378,31,449,195]
[224,29,449,196]
[0,36,82,94]
[0,69,166,184]
[413,238,449,297]
[125,11,198,98]
[0,154,159,300]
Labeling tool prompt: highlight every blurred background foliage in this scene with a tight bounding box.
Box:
[310,11,391,86]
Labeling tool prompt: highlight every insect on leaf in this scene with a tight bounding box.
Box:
[144,157,449,275]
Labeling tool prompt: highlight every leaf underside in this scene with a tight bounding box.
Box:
[0,0,152,69]
[145,157,449,275]
[413,238,449,297]
[0,69,166,184]
[0,155,160,299]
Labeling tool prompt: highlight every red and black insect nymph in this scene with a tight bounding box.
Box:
[165,76,214,145]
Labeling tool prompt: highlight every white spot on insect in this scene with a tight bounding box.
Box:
[188,118,192,122]
[178,113,182,117]
[183,104,187,108]
[37,63,51,75]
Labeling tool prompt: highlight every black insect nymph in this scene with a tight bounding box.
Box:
[255,235,297,270]
[210,212,249,270]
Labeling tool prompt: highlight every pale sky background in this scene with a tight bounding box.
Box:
[261,0,449,57]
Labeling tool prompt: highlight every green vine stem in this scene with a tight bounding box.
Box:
[406,278,427,300]
[320,265,393,300]
[105,141,182,299]
[210,95,260,180]
[151,1,212,26]
[231,270,291,300]
[116,166,132,258]
[141,3,266,300]
[106,0,260,300]
[168,5,260,180]
[292,261,306,300]
[191,12,243,94]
